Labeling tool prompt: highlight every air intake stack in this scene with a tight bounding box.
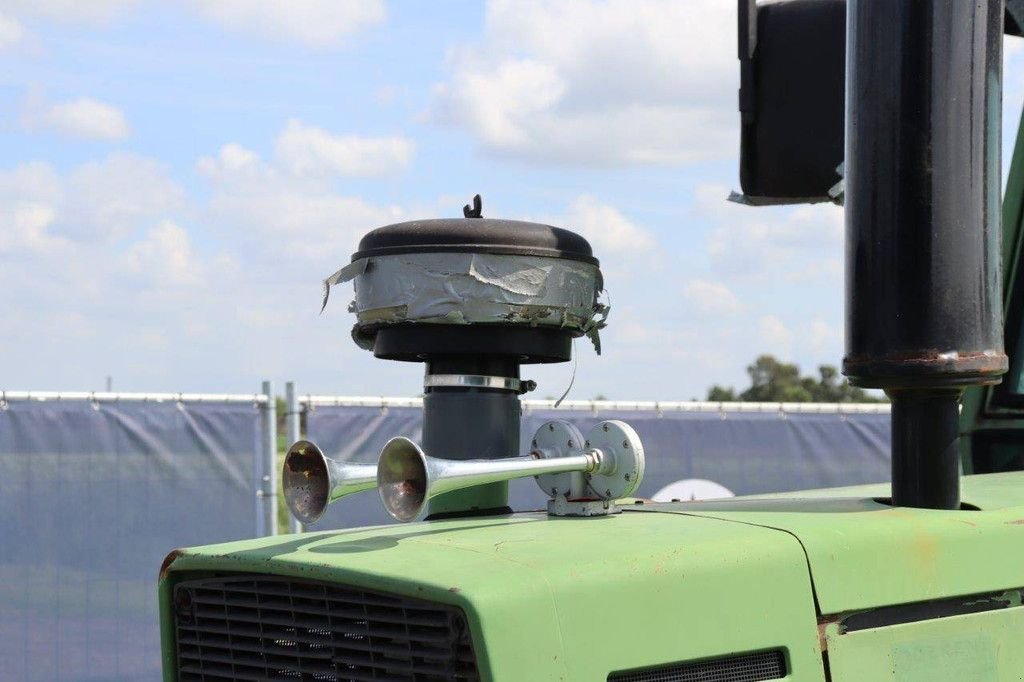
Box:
[317,195,609,519]
[844,0,1008,508]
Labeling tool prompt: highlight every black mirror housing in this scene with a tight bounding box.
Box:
[737,0,1024,206]
[738,0,846,205]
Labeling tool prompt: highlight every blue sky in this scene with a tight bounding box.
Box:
[2,1,1023,401]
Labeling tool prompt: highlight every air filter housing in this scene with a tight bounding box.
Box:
[318,198,610,518]
[323,211,606,364]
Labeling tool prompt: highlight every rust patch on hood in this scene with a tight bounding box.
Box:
[816,616,840,651]
[159,548,186,581]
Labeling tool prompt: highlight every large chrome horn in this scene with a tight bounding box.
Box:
[377,420,644,522]
[283,440,377,524]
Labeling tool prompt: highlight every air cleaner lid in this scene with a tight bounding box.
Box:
[321,196,609,363]
[352,218,598,266]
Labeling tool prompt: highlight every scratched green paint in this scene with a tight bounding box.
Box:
[893,634,995,681]
[633,472,1024,614]
[825,608,1024,681]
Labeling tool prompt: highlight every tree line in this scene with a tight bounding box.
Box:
[706,354,886,403]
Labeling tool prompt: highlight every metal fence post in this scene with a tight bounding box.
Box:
[285,381,303,534]
[254,388,266,538]
[260,380,278,536]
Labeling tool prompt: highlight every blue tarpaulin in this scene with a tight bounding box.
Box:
[0,398,260,682]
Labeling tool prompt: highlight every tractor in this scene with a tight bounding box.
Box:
[159,2,1024,679]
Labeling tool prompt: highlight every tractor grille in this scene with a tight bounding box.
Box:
[172,574,479,681]
[608,649,786,682]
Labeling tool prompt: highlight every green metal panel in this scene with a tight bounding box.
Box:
[962,106,1024,471]
[160,511,825,681]
[631,472,1024,615]
[823,606,1024,681]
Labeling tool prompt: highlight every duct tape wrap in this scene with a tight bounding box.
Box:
[322,252,608,353]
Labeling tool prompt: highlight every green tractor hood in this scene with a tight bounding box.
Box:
[160,472,1024,681]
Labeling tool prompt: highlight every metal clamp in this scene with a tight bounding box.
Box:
[424,374,537,394]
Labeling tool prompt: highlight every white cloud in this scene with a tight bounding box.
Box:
[197,142,404,265]
[122,221,204,287]
[211,186,401,262]
[758,315,794,357]
[682,279,743,315]
[35,97,131,140]
[0,153,247,391]
[0,157,174,321]
[0,12,24,50]
[1,0,138,24]
[809,319,839,354]
[190,0,385,48]
[0,162,65,255]
[561,194,655,256]
[430,0,736,166]
[696,183,844,281]
[0,160,62,203]
[274,119,414,178]
[64,152,185,241]
[434,58,565,148]
[195,142,262,179]
[0,154,184,247]
[0,202,68,254]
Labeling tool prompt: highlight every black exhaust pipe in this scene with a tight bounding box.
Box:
[844,0,1008,508]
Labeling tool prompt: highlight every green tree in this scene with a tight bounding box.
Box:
[706,385,737,401]
[739,355,811,402]
[707,354,886,403]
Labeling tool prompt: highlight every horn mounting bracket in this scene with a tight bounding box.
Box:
[532,419,645,518]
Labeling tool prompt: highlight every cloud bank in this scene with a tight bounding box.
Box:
[430,0,736,166]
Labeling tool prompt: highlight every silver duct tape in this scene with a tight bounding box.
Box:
[321,258,368,313]
[322,252,609,352]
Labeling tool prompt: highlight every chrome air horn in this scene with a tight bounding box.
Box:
[378,420,645,522]
[282,440,377,524]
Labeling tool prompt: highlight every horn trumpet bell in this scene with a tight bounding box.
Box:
[376,429,611,522]
[283,440,377,524]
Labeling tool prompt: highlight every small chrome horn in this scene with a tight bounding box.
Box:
[377,420,645,522]
[282,440,377,524]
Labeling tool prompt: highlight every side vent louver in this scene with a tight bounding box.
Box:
[608,649,786,682]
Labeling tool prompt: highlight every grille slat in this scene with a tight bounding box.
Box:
[191,600,453,631]
[182,649,340,674]
[608,649,787,682]
[190,604,455,639]
[181,629,464,662]
[174,574,480,682]
[208,583,445,611]
[191,585,452,618]
[178,634,338,660]
[185,616,457,650]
